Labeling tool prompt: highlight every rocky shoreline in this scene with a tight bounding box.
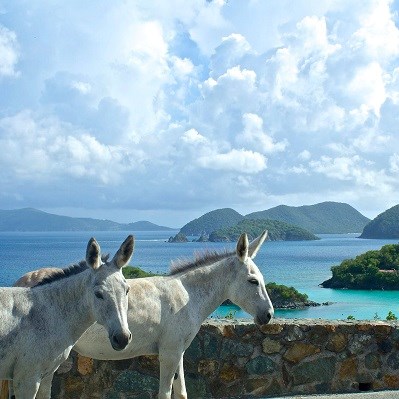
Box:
[273,300,333,309]
[223,299,333,310]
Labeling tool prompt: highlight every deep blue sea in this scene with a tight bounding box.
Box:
[0,231,398,321]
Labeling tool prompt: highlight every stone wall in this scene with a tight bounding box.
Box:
[52,319,399,398]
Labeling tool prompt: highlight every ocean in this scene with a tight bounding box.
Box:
[0,231,398,321]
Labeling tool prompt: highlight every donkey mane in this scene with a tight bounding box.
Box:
[34,254,110,287]
[169,249,235,275]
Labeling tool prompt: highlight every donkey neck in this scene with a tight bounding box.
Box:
[34,270,96,343]
[178,256,236,322]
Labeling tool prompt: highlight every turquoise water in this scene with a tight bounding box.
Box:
[0,231,398,320]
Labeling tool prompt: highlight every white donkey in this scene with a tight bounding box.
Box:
[0,235,134,399]
[5,231,273,399]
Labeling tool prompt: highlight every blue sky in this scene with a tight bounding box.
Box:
[1,0,399,227]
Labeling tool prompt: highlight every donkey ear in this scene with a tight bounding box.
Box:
[248,230,268,259]
[236,233,249,262]
[112,235,135,269]
[86,237,102,270]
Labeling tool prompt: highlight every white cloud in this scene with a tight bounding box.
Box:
[0,111,141,185]
[170,56,194,78]
[310,156,362,181]
[188,0,230,56]
[0,24,19,77]
[71,81,91,95]
[182,128,207,144]
[390,153,399,173]
[351,131,391,152]
[309,155,394,192]
[216,65,256,85]
[291,15,340,55]
[267,15,340,104]
[190,65,261,146]
[197,148,267,174]
[298,150,311,161]
[210,33,252,77]
[347,62,387,117]
[123,21,168,74]
[290,165,308,174]
[351,0,399,61]
[237,113,288,154]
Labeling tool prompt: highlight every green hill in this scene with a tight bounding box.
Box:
[246,201,369,234]
[359,204,399,239]
[321,243,399,290]
[209,219,319,242]
[0,208,174,231]
[180,208,244,235]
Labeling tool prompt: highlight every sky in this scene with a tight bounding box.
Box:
[1,0,399,228]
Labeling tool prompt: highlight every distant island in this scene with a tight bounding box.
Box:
[359,204,399,239]
[265,282,327,309]
[208,219,318,242]
[321,243,399,290]
[169,219,318,242]
[0,208,174,232]
[179,202,370,236]
[180,208,244,236]
[168,232,189,243]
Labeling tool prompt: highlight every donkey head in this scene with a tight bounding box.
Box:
[228,230,274,326]
[86,235,134,351]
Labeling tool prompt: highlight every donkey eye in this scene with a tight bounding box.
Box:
[248,278,259,286]
[126,286,130,295]
[95,291,104,300]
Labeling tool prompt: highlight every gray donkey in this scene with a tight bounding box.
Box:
[0,235,134,399]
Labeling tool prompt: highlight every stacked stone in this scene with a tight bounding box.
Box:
[52,319,399,398]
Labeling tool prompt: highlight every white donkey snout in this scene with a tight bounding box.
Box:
[110,329,132,351]
[255,308,274,326]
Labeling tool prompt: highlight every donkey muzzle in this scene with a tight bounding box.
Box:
[255,310,273,326]
[110,330,132,351]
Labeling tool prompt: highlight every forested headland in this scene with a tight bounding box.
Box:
[321,243,399,290]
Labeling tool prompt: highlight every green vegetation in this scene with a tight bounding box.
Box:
[209,219,319,242]
[266,282,309,305]
[386,311,398,321]
[122,266,157,279]
[180,208,244,235]
[179,201,370,236]
[224,309,238,320]
[246,201,370,234]
[348,311,398,321]
[321,243,399,290]
[360,204,399,239]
